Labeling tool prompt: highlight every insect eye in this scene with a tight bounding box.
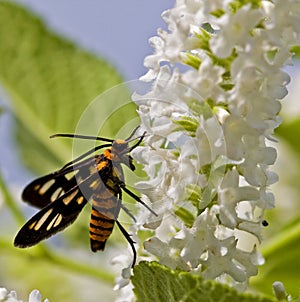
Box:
[15,129,153,268]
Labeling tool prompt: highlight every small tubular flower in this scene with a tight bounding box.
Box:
[116,0,300,298]
[0,288,48,302]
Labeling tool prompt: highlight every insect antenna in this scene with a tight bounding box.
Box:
[119,131,147,156]
[128,132,146,152]
[125,126,140,141]
[59,143,112,170]
[50,133,114,169]
[50,133,114,143]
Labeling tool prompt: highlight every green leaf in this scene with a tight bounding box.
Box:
[0,1,137,174]
[290,45,300,57]
[229,0,261,12]
[183,52,202,70]
[173,116,199,135]
[174,206,195,228]
[251,217,300,299]
[132,261,276,302]
[0,238,115,302]
[185,184,202,205]
[276,118,300,155]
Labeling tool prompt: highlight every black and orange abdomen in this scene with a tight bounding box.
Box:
[14,128,149,267]
[89,184,121,252]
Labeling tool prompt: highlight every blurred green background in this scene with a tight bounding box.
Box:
[0,1,300,301]
[0,1,172,301]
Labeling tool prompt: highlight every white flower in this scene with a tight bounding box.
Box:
[272,281,289,301]
[210,4,264,58]
[116,0,300,300]
[182,57,227,102]
[0,288,48,302]
[28,290,49,302]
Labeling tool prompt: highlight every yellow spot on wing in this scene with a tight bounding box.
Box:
[63,189,79,205]
[77,196,85,205]
[51,187,64,202]
[39,179,55,195]
[29,222,36,230]
[54,214,63,227]
[32,208,53,231]
[90,180,101,190]
[46,213,63,230]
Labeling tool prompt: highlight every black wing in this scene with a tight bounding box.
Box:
[22,173,77,209]
[15,155,106,248]
[22,156,97,209]
[14,182,92,248]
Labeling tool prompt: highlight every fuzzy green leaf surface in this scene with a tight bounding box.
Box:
[0,1,136,174]
[251,217,300,298]
[259,117,300,298]
[132,262,276,302]
[276,119,300,154]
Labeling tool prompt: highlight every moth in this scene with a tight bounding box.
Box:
[14,128,155,266]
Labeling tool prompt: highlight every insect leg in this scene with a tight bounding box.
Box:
[120,204,136,222]
[120,185,157,217]
[116,220,136,268]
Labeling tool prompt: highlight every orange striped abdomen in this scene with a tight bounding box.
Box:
[89,189,121,252]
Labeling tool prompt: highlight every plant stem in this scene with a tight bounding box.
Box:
[0,237,115,284]
[0,170,115,284]
[45,248,115,283]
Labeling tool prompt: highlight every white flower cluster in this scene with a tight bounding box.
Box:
[116,0,300,298]
[0,288,48,302]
